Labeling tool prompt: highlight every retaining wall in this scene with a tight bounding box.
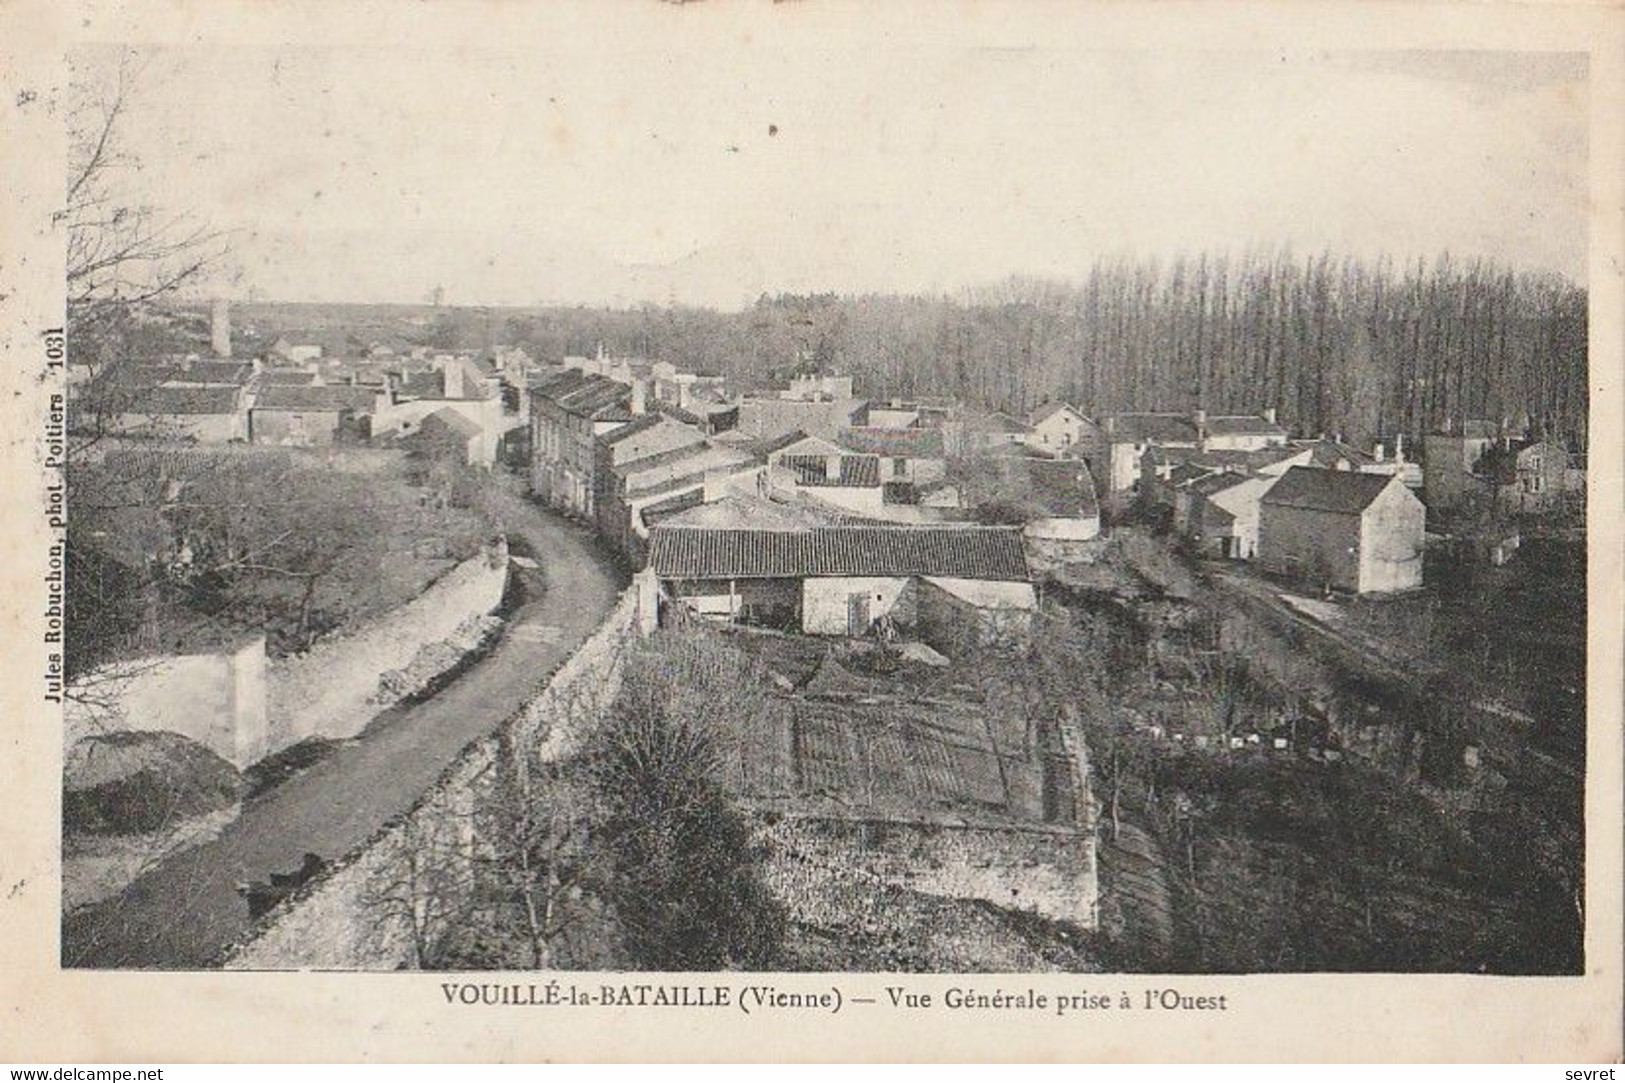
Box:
[65,541,509,771]
[63,637,268,769]
[265,540,509,751]
[757,813,1098,929]
[222,587,640,970]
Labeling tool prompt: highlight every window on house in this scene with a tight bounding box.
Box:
[892,457,907,478]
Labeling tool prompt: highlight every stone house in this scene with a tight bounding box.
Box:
[1474,437,1575,513]
[1097,409,1286,498]
[1181,471,1281,560]
[598,437,758,564]
[404,407,486,467]
[103,384,250,443]
[1025,401,1099,460]
[835,425,949,496]
[1257,467,1426,594]
[642,523,1035,647]
[770,452,885,515]
[528,369,633,518]
[1198,409,1289,452]
[248,385,384,446]
[1097,413,1200,496]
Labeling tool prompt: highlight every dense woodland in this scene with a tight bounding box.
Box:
[424,252,1586,451]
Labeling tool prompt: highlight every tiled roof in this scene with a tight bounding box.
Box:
[1022,459,1100,518]
[119,385,242,415]
[599,413,670,445]
[545,374,632,421]
[638,488,707,530]
[1154,444,1306,474]
[530,367,586,394]
[1106,413,1200,444]
[1028,401,1085,426]
[781,453,881,488]
[420,408,482,439]
[394,370,446,399]
[1205,414,1287,437]
[1187,471,1255,498]
[1295,438,1375,469]
[254,369,319,387]
[172,360,255,386]
[983,411,1031,434]
[1260,466,1394,514]
[648,525,1031,581]
[654,492,842,532]
[620,444,755,494]
[836,426,946,459]
[737,397,867,441]
[99,363,182,391]
[252,385,380,412]
[753,429,819,457]
[611,438,723,479]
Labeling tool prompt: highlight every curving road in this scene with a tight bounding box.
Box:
[62,501,625,970]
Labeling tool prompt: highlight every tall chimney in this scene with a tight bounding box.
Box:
[631,378,647,416]
[211,298,232,358]
[1395,433,1405,462]
[1264,406,1276,425]
[1374,442,1386,463]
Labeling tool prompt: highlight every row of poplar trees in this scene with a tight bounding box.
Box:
[498,250,1587,452]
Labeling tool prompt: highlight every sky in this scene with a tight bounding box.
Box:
[80,26,1589,310]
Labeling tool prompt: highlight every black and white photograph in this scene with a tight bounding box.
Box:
[3,0,1620,1065]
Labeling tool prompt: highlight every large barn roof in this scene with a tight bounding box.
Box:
[251,385,380,413]
[648,524,1031,582]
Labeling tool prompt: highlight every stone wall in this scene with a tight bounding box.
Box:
[222,586,641,970]
[756,813,1098,930]
[64,637,268,769]
[66,542,509,770]
[265,540,509,751]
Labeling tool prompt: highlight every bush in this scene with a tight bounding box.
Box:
[586,644,785,970]
[63,731,241,836]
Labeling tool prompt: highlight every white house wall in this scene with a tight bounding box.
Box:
[802,576,913,635]
[1357,482,1426,593]
[1024,515,1101,542]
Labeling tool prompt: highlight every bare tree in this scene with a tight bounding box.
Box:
[63,48,226,373]
[358,784,483,970]
[481,733,602,969]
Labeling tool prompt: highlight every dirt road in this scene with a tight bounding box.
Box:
[62,503,625,970]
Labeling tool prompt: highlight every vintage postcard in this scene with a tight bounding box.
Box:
[0,0,1620,1063]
